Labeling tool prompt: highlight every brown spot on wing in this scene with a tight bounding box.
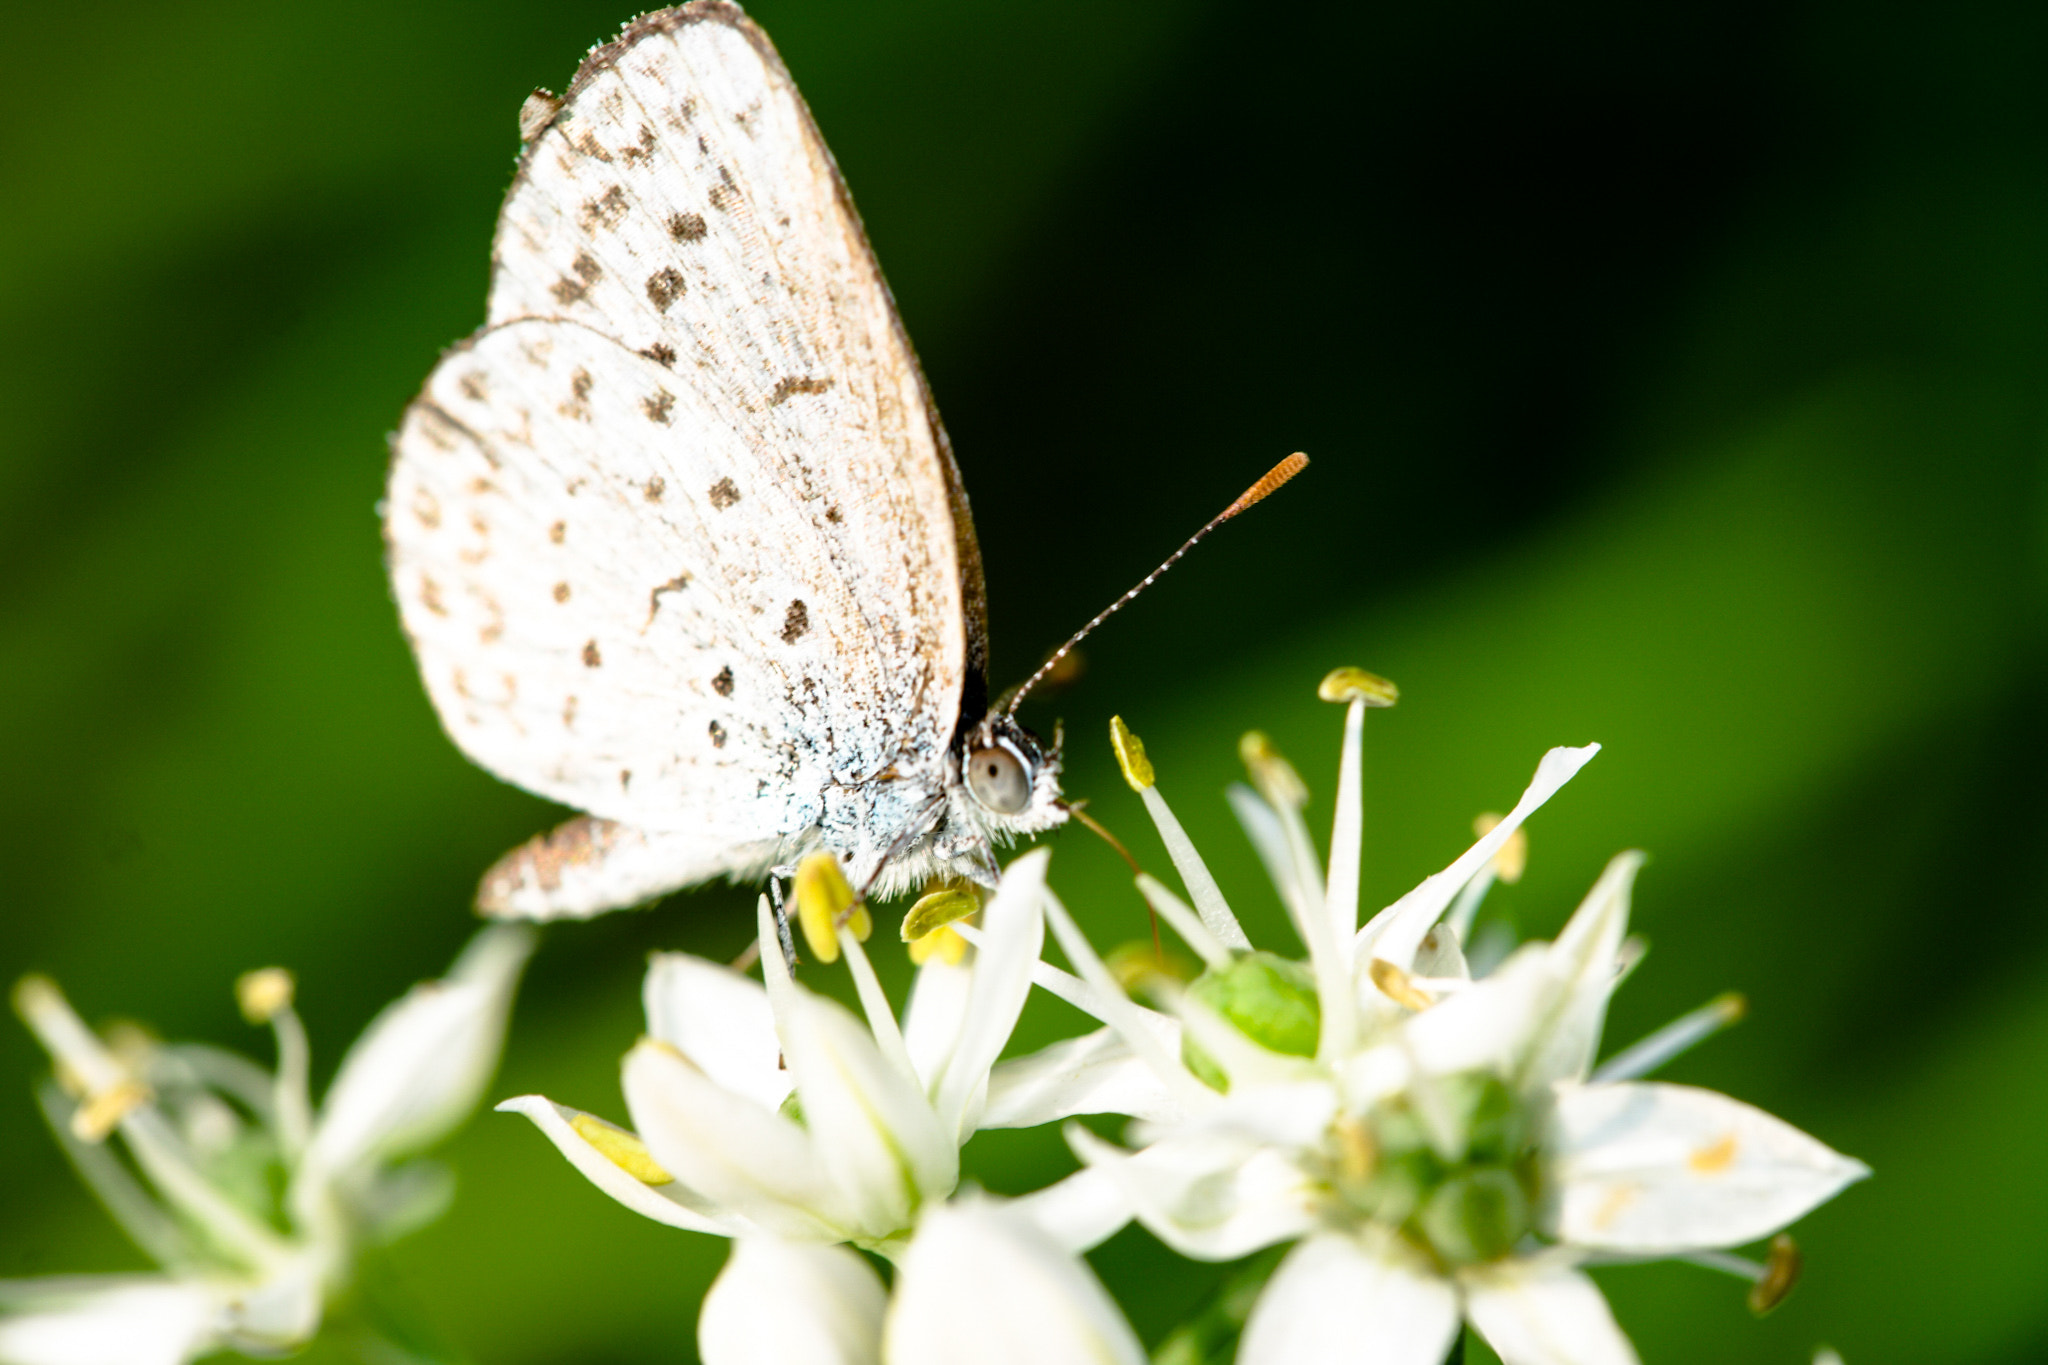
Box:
[644,572,691,627]
[708,720,727,748]
[640,342,677,368]
[712,665,734,697]
[419,576,447,616]
[620,124,659,166]
[458,371,488,401]
[769,375,833,406]
[560,368,593,421]
[644,475,666,500]
[781,599,809,644]
[518,88,562,143]
[549,520,567,544]
[707,477,740,509]
[551,252,604,304]
[646,267,685,310]
[582,640,602,668]
[573,130,614,162]
[825,504,842,524]
[553,582,571,603]
[579,185,630,232]
[643,392,674,426]
[668,212,707,242]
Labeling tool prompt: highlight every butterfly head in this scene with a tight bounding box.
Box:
[957,713,1066,836]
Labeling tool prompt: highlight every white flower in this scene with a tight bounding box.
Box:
[694,1198,1144,1365]
[502,848,1118,1256]
[1038,678,1867,1365]
[1,927,532,1365]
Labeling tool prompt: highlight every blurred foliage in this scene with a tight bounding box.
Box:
[4,0,2047,1361]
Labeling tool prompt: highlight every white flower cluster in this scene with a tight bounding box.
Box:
[496,668,1866,1364]
[1,927,532,1365]
[2,669,1866,1364]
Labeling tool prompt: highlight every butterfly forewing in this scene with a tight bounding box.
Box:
[386,3,974,895]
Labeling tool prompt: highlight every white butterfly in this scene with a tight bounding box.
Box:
[384,2,1067,920]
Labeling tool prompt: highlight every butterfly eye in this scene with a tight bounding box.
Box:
[966,742,1033,815]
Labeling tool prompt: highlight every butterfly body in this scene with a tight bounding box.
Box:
[385,3,1064,919]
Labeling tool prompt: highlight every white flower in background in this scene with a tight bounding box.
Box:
[502,847,1121,1257]
[1035,670,1867,1365]
[695,1197,1144,1365]
[0,927,533,1365]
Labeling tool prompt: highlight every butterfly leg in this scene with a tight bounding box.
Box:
[766,867,800,969]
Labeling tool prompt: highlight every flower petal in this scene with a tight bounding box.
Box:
[643,953,790,1113]
[495,1095,736,1235]
[778,990,957,1241]
[1518,853,1642,1090]
[1007,1167,1131,1254]
[982,1028,1189,1129]
[0,1277,222,1365]
[1066,1126,1314,1260]
[622,1039,848,1241]
[900,956,973,1099]
[1238,1232,1459,1365]
[1357,745,1599,977]
[302,925,532,1180]
[698,1238,885,1365]
[930,850,1048,1144]
[1462,1261,1639,1365]
[1546,1082,1869,1253]
[884,1199,1144,1365]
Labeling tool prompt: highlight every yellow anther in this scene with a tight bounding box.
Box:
[71,1079,150,1143]
[1367,958,1434,1012]
[235,968,296,1025]
[1108,715,1155,791]
[901,887,980,943]
[1711,991,1749,1025]
[11,974,58,1025]
[1748,1235,1802,1315]
[1332,1115,1377,1184]
[1472,813,1528,883]
[907,924,968,967]
[794,853,866,963]
[1317,667,1399,707]
[1239,731,1308,808]
[569,1113,675,1185]
[1104,942,1193,995]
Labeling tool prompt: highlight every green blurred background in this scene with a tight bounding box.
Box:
[4,0,2044,1359]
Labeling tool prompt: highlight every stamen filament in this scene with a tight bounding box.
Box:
[1135,875,1234,971]
[1592,992,1747,1083]
[1139,787,1250,949]
[1039,891,1212,1108]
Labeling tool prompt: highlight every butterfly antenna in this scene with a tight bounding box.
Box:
[1003,453,1309,717]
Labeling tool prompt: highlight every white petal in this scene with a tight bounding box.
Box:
[1463,1261,1639,1365]
[1402,948,1552,1080]
[1007,1167,1131,1254]
[901,956,973,1099]
[1136,1080,1337,1151]
[1357,745,1599,974]
[981,1027,1189,1128]
[1547,1082,1870,1253]
[779,991,957,1239]
[302,925,532,1178]
[0,1278,222,1365]
[1066,1126,1314,1260]
[622,1040,848,1241]
[494,1095,736,1234]
[1518,853,1642,1090]
[931,849,1048,1143]
[699,1239,885,1365]
[643,954,790,1113]
[884,1199,1144,1365]
[1238,1232,1459,1365]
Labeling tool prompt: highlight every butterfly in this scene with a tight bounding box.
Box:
[383,2,1071,920]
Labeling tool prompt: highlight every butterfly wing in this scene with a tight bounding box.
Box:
[385,3,985,909]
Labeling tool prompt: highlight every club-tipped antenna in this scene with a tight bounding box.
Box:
[1002,453,1309,718]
